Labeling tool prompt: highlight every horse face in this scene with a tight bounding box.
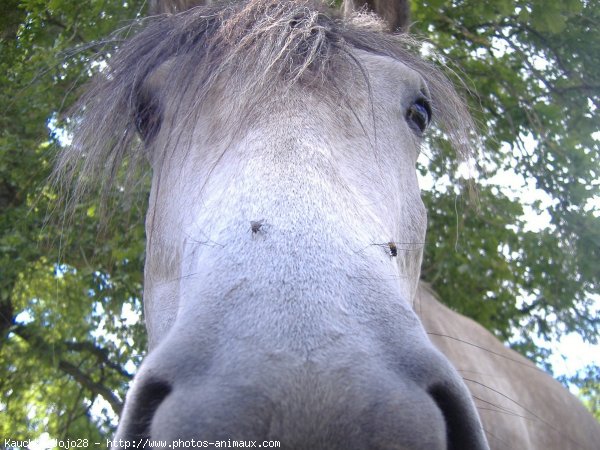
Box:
[109,2,488,448]
[142,49,430,347]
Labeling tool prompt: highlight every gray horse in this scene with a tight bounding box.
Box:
[58,0,600,448]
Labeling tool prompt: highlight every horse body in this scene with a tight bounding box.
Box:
[60,0,600,448]
[417,283,600,450]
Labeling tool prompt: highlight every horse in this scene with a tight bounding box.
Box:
[57,0,600,448]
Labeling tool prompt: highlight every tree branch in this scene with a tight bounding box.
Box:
[12,324,125,416]
[437,14,492,48]
[65,341,133,380]
[58,360,123,415]
[0,296,14,342]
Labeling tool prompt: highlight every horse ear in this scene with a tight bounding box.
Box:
[149,0,209,14]
[343,0,411,31]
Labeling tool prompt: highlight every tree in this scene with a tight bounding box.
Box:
[415,0,599,356]
[0,0,147,440]
[1,0,598,440]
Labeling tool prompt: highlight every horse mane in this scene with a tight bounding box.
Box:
[55,0,475,206]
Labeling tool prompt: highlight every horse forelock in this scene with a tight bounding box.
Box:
[55,0,475,208]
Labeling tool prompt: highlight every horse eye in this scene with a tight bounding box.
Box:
[134,95,162,143]
[406,98,432,134]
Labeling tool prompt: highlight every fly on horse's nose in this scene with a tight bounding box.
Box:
[250,219,265,234]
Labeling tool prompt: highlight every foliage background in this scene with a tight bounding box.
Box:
[0,0,598,440]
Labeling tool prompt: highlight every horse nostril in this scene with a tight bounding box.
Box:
[126,379,172,440]
[428,384,484,450]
